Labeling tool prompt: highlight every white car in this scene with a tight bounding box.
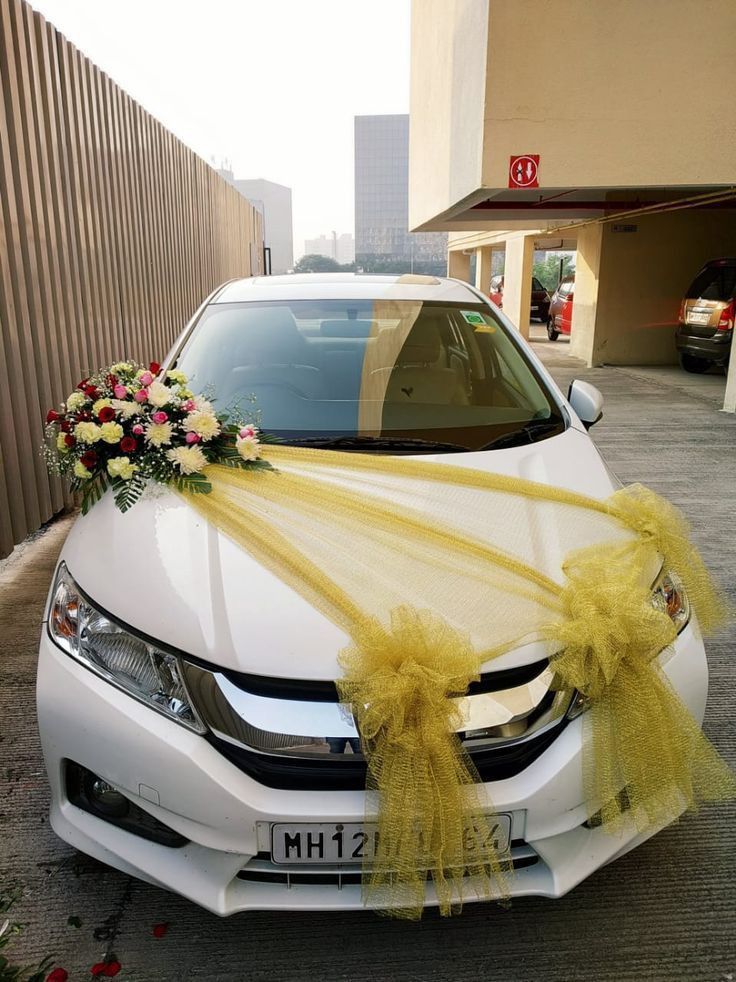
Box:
[37,274,705,915]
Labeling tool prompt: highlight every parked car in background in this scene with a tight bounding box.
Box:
[547,278,575,340]
[488,275,551,322]
[676,258,735,373]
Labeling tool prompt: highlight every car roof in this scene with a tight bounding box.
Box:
[214,273,483,305]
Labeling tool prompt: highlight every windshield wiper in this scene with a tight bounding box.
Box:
[479,420,562,452]
[286,435,467,453]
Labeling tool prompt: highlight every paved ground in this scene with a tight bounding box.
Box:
[2,341,735,981]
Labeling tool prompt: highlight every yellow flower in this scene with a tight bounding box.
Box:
[110,361,133,374]
[146,380,171,408]
[74,422,102,444]
[93,398,113,415]
[177,388,194,399]
[183,410,220,442]
[145,422,173,447]
[73,461,92,480]
[166,445,207,475]
[56,433,70,452]
[99,421,124,444]
[106,456,138,480]
[166,369,188,385]
[65,391,87,412]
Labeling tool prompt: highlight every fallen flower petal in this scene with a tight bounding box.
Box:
[90,962,122,978]
[152,922,168,938]
[46,969,69,982]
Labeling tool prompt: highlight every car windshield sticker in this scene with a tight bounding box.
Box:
[461,310,495,333]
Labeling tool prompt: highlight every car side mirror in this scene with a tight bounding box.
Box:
[568,379,603,429]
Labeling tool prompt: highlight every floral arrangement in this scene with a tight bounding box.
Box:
[43,360,271,513]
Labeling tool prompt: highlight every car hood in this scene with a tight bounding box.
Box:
[60,428,618,680]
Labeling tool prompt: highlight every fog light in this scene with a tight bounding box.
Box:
[89,779,129,819]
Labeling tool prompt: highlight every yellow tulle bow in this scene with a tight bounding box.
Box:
[546,545,736,832]
[607,483,729,634]
[336,607,509,918]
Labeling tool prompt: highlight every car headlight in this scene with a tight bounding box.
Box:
[651,569,690,633]
[48,563,205,733]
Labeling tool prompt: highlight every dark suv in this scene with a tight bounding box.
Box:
[676,258,735,373]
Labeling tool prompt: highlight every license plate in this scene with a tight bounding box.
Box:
[270,816,512,865]
[687,311,710,325]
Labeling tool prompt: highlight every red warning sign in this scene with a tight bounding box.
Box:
[509,154,539,189]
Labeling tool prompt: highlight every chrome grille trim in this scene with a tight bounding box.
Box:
[182,660,572,760]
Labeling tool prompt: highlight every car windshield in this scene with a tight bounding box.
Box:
[173,299,565,453]
[687,264,736,301]
[531,278,546,291]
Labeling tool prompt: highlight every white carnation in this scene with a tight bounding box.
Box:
[146,380,171,408]
[166,445,207,475]
[66,391,87,412]
[112,399,142,419]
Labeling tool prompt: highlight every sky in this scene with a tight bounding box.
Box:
[30,0,411,257]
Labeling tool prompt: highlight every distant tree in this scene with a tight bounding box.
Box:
[294,253,344,273]
[533,253,575,292]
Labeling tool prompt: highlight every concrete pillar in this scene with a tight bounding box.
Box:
[502,234,535,339]
[724,354,736,413]
[569,223,603,366]
[474,246,494,295]
[448,250,471,282]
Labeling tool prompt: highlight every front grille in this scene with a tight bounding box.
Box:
[183,657,573,790]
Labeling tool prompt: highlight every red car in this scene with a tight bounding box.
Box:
[489,275,551,322]
[547,278,574,340]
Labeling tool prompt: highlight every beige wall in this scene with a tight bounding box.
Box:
[411,0,736,228]
[570,210,736,366]
[408,0,489,230]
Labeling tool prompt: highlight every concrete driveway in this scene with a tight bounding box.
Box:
[2,344,734,982]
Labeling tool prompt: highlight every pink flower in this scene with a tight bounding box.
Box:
[239,425,258,439]
[132,423,144,435]
[185,432,201,444]
[133,389,148,403]
[152,411,168,424]
[139,371,154,386]
[183,399,196,412]
[113,384,128,399]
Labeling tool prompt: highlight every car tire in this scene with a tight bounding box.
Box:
[679,353,711,374]
[546,318,559,341]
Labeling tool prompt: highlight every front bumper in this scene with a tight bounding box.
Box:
[37,624,709,915]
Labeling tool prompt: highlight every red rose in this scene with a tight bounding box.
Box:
[149,361,161,375]
[46,410,60,424]
[80,451,98,468]
[77,378,89,390]
[90,962,121,978]
[84,385,99,400]
[98,406,116,423]
[46,969,69,982]
[60,420,72,433]
[152,922,168,938]
[64,434,76,448]
[119,436,137,453]
[77,411,92,421]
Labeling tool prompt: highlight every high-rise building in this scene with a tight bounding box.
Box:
[354,114,447,275]
[219,173,294,274]
[303,232,355,265]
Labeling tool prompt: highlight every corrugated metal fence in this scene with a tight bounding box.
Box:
[0,0,264,558]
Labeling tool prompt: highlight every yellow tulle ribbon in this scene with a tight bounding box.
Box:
[181,449,735,917]
[337,607,510,918]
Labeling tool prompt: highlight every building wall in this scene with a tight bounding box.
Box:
[410,0,736,228]
[570,210,736,366]
[355,113,447,272]
[303,233,355,265]
[408,0,489,231]
[0,0,264,559]
[232,178,293,274]
[482,0,736,191]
